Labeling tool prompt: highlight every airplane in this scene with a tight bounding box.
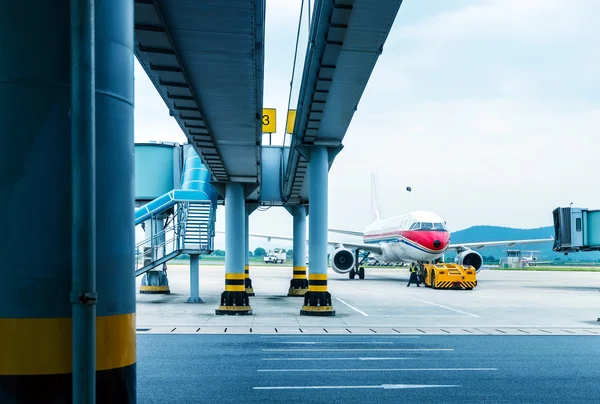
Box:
[247,174,554,279]
[519,250,552,266]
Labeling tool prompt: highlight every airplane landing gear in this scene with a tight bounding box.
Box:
[349,266,365,280]
[350,250,368,280]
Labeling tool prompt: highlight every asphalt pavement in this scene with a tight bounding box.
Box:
[137,334,600,403]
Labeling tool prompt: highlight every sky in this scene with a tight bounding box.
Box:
[133,0,600,251]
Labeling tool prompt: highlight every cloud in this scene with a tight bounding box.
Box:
[396,0,598,45]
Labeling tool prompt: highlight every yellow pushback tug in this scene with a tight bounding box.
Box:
[418,263,477,290]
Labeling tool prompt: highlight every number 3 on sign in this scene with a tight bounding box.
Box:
[262,108,276,133]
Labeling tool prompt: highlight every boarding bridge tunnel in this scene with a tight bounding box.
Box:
[0,0,403,402]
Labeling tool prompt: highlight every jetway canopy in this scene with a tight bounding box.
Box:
[283,0,403,203]
[134,0,265,197]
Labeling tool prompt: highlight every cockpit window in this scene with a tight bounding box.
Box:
[410,222,448,231]
[433,222,447,231]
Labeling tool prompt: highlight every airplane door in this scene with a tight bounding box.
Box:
[571,208,584,248]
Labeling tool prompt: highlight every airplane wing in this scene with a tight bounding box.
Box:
[242,232,383,254]
[328,228,365,237]
[448,238,554,252]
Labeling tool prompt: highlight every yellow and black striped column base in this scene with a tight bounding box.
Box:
[288,266,308,296]
[0,314,136,403]
[245,265,255,296]
[288,279,308,296]
[216,273,253,315]
[300,274,335,316]
[139,285,171,294]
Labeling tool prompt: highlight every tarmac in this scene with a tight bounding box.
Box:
[136,263,600,403]
[136,262,600,335]
[137,334,600,403]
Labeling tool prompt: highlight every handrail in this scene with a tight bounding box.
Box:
[134,200,215,274]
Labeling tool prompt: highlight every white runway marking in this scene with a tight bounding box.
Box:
[266,341,394,345]
[262,357,415,361]
[258,368,498,373]
[262,348,453,352]
[254,384,460,390]
[335,298,369,316]
[417,298,479,318]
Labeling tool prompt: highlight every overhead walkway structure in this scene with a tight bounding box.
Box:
[134,0,265,200]
[283,0,404,202]
[280,0,404,315]
[134,0,268,315]
[134,1,403,313]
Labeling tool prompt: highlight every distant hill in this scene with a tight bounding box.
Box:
[448,225,600,261]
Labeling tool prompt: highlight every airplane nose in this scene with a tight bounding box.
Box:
[433,240,441,248]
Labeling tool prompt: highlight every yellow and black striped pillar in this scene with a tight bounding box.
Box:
[288,205,308,296]
[0,315,136,402]
[300,274,335,316]
[244,204,257,296]
[140,219,171,294]
[245,265,255,296]
[216,183,252,315]
[0,0,136,400]
[288,266,308,296]
[216,273,253,315]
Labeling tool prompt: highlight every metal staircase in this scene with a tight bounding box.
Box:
[182,202,213,252]
[135,201,215,277]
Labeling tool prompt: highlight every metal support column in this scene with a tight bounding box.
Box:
[0,0,136,401]
[216,183,252,315]
[71,0,96,400]
[301,146,335,316]
[288,205,308,296]
[140,217,170,294]
[244,203,258,296]
[186,254,203,303]
[244,211,255,296]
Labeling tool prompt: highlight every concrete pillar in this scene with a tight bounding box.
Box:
[301,146,335,316]
[216,183,252,315]
[288,205,308,296]
[186,254,203,303]
[0,0,136,401]
[244,210,255,295]
[140,217,170,294]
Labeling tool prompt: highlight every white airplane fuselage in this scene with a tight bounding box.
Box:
[362,210,451,264]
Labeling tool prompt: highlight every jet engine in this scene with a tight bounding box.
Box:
[455,249,483,272]
[329,246,355,274]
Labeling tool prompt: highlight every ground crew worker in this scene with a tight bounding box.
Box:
[407,264,420,287]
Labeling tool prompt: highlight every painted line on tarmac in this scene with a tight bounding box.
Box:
[417,299,479,318]
[261,357,415,361]
[335,298,369,316]
[258,368,498,373]
[265,341,394,344]
[262,348,453,352]
[254,384,460,390]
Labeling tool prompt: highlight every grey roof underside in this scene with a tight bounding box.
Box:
[283,0,403,202]
[134,0,265,195]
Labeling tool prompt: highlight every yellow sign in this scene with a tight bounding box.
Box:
[286,109,296,134]
[262,108,276,133]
